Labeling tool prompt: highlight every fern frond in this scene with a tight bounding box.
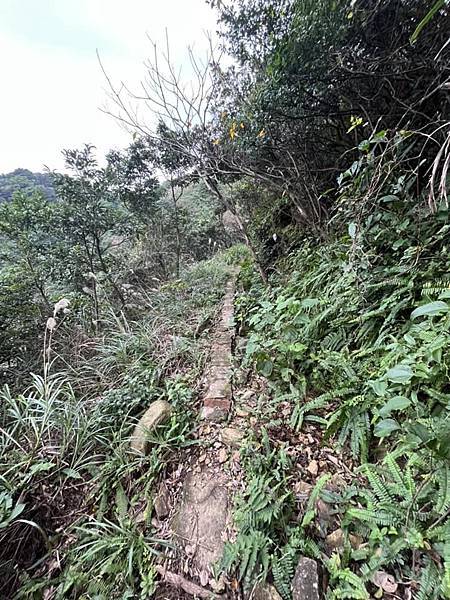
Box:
[273,549,295,600]
[436,465,450,515]
[362,465,395,505]
[345,507,397,527]
[221,531,272,584]
[302,474,331,528]
[415,558,440,600]
[383,454,413,500]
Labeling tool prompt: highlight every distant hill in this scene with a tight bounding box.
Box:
[0,169,55,202]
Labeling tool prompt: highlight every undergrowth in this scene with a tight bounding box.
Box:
[228,131,450,599]
[0,250,237,598]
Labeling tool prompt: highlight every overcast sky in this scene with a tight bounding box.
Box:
[0,0,217,173]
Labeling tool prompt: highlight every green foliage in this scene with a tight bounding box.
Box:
[0,251,233,597]
[235,130,450,596]
[221,428,325,593]
[2,0,449,597]
[0,168,55,203]
[211,0,448,231]
[59,519,160,599]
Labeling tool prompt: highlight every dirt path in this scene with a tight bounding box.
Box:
[135,270,325,599]
[153,269,246,598]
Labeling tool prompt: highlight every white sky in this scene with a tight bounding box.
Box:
[0,0,217,173]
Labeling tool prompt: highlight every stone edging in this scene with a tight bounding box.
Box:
[199,271,238,422]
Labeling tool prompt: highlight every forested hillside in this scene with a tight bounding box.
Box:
[0,169,55,202]
[1,1,449,599]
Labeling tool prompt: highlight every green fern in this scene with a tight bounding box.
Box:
[301,473,331,528]
[361,464,395,505]
[345,507,397,527]
[221,531,272,584]
[436,465,450,515]
[416,559,441,600]
[272,549,295,600]
[326,554,369,600]
[237,474,291,530]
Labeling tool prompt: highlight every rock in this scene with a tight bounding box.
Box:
[306,460,319,476]
[200,399,231,422]
[292,557,320,600]
[325,528,344,553]
[172,468,229,575]
[221,427,244,448]
[294,481,312,501]
[206,379,232,399]
[326,473,346,492]
[315,499,334,534]
[130,400,172,454]
[218,447,228,463]
[349,533,362,549]
[154,483,170,519]
[235,405,250,418]
[251,583,283,600]
[214,366,233,380]
[325,527,361,553]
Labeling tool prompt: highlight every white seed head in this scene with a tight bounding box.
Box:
[53,298,70,317]
[46,317,57,331]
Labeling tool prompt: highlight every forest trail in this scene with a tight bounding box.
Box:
[151,271,323,599]
[169,270,240,595]
[136,269,247,598]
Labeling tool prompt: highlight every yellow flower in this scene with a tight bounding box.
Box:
[229,122,237,140]
[258,128,266,138]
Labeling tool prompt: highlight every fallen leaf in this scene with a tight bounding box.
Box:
[371,570,398,594]
[307,459,319,476]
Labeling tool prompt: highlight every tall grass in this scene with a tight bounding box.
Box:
[0,249,239,598]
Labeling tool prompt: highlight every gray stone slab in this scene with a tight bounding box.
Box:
[172,468,229,575]
[292,557,320,600]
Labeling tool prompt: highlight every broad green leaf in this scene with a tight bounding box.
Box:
[379,396,411,417]
[408,422,432,443]
[403,333,416,346]
[259,359,273,377]
[369,380,387,397]
[379,195,399,203]
[30,462,55,475]
[386,365,413,384]
[300,298,319,309]
[6,502,26,524]
[373,130,387,141]
[411,301,448,320]
[115,483,128,519]
[62,468,83,480]
[374,419,400,438]
[288,342,306,355]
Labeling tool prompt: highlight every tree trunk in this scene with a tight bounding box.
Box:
[202,174,268,284]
